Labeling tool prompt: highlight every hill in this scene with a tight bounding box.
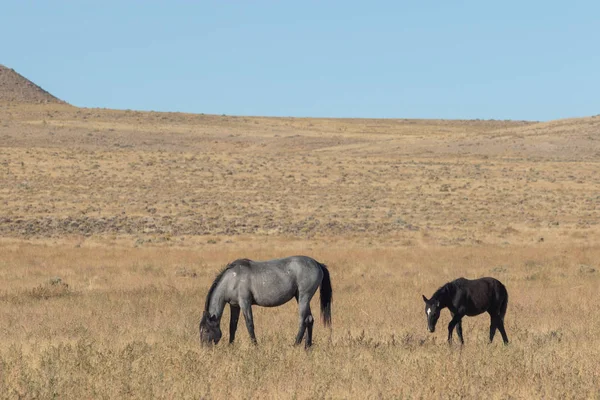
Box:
[0,103,598,243]
[0,64,66,104]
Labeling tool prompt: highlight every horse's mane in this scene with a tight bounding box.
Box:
[204,259,252,312]
[432,282,453,301]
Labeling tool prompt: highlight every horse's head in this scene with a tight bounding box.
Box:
[422,295,441,333]
[199,311,222,345]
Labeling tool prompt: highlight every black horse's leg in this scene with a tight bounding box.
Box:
[456,319,464,344]
[447,314,463,344]
[497,318,509,344]
[451,312,464,344]
[241,302,257,345]
[229,305,241,344]
[489,315,498,343]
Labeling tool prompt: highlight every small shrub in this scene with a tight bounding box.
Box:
[28,278,71,300]
[579,264,596,274]
[175,267,197,278]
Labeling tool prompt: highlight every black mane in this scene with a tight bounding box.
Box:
[432,282,453,301]
[204,259,252,312]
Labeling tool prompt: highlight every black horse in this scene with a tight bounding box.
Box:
[422,277,509,344]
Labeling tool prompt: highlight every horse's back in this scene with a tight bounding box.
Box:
[238,256,323,307]
[251,256,322,279]
[454,277,506,293]
[453,277,508,315]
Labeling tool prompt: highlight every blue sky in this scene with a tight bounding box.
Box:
[2,1,599,120]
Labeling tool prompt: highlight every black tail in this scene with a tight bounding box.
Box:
[493,280,509,319]
[319,263,332,327]
[500,286,508,319]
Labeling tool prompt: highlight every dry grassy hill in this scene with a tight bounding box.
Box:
[0,64,66,104]
[1,104,599,245]
[1,69,600,399]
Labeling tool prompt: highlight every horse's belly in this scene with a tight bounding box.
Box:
[251,281,296,307]
[465,298,491,316]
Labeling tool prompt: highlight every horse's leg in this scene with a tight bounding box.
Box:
[456,319,464,344]
[447,314,463,344]
[489,314,498,343]
[294,315,307,346]
[241,301,257,345]
[451,311,464,344]
[229,305,240,344]
[295,295,313,348]
[497,317,509,344]
[295,297,310,345]
[305,313,314,349]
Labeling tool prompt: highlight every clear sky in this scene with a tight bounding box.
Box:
[2,1,599,121]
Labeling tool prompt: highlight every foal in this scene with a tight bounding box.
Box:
[422,277,509,344]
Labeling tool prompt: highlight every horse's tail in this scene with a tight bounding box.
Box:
[318,263,332,327]
[499,283,509,319]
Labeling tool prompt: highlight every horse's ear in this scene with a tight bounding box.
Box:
[422,295,428,303]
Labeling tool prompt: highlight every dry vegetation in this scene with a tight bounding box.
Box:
[0,66,65,105]
[1,102,600,398]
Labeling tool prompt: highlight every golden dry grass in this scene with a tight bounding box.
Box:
[1,242,599,399]
[1,103,600,398]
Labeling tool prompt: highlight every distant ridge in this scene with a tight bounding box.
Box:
[0,64,66,104]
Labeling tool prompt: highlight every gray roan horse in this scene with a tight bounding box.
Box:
[199,256,332,348]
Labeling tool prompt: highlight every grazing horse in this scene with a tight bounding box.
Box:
[422,277,509,344]
[199,256,332,348]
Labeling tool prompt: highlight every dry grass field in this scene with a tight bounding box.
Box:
[1,101,600,398]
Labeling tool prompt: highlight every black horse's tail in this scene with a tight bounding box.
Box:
[500,285,509,319]
[319,263,332,327]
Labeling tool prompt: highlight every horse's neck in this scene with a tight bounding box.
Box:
[434,284,453,308]
[207,279,227,320]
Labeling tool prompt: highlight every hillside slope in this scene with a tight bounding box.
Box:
[0,64,66,104]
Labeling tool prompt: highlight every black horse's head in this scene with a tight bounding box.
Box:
[422,295,441,333]
[199,311,222,345]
